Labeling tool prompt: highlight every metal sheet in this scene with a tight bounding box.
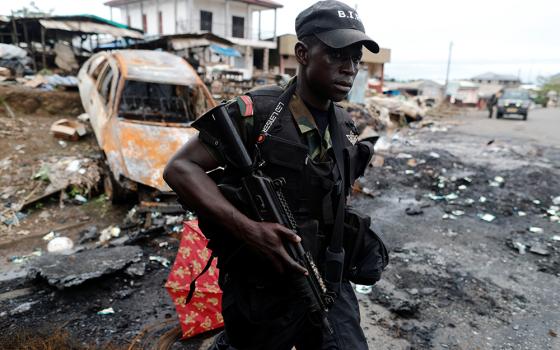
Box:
[107,121,197,192]
[115,50,198,86]
[39,19,143,39]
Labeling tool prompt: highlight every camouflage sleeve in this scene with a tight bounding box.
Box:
[197,95,256,166]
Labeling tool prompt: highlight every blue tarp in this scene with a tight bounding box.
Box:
[209,44,241,57]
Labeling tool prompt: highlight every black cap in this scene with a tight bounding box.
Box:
[295,0,379,53]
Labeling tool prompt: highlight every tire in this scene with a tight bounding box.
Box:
[103,173,131,204]
[523,113,528,120]
[496,112,503,119]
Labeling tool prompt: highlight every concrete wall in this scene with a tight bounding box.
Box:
[115,0,255,38]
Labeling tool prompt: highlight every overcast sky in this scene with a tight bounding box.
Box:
[2,0,559,83]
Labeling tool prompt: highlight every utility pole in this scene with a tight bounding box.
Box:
[443,41,453,98]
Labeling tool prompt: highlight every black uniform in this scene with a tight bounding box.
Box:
[195,84,374,350]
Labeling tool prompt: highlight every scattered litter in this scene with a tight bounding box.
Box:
[50,119,87,141]
[149,255,171,268]
[66,160,81,172]
[58,140,67,148]
[429,152,440,159]
[405,170,415,175]
[159,242,169,248]
[445,193,459,201]
[552,235,560,241]
[532,200,541,205]
[442,214,457,220]
[528,227,543,234]
[550,329,558,338]
[512,242,526,254]
[9,301,38,316]
[451,210,465,216]
[396,153,413,159]
[479,196,487,203]
[9,250,42,264]
[489,176,504,187]
[355,284,373,294]
[165,215,183,226]
[99,225,121,243]
[552,196,560,205]
[478,213,496,222]
[458,185,467,190]
[97,307,115,315]
[406,159,417,167]
[74,194,88,203]
[42,231,56,241]
[464,198,475,205]
[47,236,74,253]
[517,211,527,217]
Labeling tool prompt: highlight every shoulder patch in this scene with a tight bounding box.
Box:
[236,95,254,117]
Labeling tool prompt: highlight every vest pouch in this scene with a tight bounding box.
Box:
[260,134,308,171]
[343,207,389,285]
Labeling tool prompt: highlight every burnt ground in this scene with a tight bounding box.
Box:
[0,87,559,350]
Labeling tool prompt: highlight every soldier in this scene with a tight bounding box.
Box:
[164,1,384,348]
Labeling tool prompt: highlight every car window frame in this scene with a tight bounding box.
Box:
[95,62,120,115]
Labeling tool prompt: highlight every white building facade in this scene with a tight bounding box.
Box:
[104,0,281,75]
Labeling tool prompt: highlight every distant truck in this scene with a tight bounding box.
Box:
[496,89,531,120]
[77,50,216,203]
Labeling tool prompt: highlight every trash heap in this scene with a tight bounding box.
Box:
[340,95,450,136]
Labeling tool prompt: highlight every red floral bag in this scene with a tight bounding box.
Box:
[165,220,224,338]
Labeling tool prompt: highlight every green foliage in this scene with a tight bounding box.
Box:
[68,185,82,197]
[536,74,560,106]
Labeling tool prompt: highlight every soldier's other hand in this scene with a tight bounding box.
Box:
[241,221,308,275]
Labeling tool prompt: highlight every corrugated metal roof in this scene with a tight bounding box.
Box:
[114,50,198,86]
[39,19,143,39]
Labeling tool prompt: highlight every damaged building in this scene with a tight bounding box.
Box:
[0,15,143,73]
[104,0,283,78]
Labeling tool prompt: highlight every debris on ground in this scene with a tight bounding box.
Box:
[50,118,87,141]
[27,245,143,289]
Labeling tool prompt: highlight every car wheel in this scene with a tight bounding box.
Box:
[104,172,132,204]
[497,112,503,119]
[523,113,528,120]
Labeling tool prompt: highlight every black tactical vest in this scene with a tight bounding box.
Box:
[199,86,373,272]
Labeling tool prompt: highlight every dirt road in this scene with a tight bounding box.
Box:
[356,109,560,349]
[454,107,560,147]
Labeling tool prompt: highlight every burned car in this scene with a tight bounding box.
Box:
[78,50,216,202]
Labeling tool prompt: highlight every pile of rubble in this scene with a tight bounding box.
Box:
[341,95,454,137]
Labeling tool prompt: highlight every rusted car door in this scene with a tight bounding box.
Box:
[89,60,119,148]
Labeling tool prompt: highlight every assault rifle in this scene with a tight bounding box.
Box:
[193,104,334,333]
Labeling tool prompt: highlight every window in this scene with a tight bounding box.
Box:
[89,57,107,80]
[142,14,147,32]
[200,11,212,32]
[158,11,163,34]
[119,81,211,123]
[97,66,115,104]
[232,16,244,38]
